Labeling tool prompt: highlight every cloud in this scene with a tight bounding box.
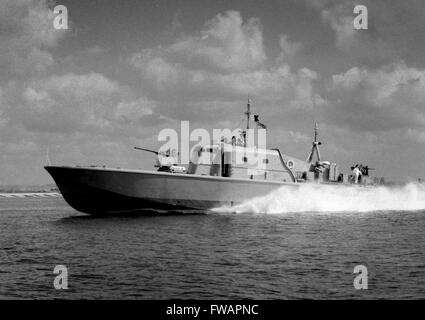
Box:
[168,10,266,73]
[2,3,425,184]
[129,10,319,124]
[405,129,425,144]
[322,62,425,132]
[307,0,425,66]
[276,35,302,64]
[0,0,168,184]
[115,97,164,126]
[321,6,354,46]
[4,73,118,132]
[3,72,162,134]
[323,3,394,66]
[288,130,310,143]
[0,0,66,77]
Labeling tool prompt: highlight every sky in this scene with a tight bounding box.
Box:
[1,0,425,185]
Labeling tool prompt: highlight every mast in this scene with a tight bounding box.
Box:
[306,122,322,163]
[244,97,251,147]
[246,97,251,130]
[242,96,251,147]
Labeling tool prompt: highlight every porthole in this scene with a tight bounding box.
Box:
[287,160,294,169]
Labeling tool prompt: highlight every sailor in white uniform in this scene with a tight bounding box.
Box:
[352,166,362,184]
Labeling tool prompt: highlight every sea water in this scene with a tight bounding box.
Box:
[1,184,425,299]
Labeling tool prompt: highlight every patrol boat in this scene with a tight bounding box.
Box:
[45,100,382,215]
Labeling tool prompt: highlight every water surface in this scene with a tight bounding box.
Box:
[0,197,424,299]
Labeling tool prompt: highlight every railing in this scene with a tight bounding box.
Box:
[270,148,297,183]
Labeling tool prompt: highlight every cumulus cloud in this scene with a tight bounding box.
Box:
[168,10,266,73]
[132,53,317,102]
[276,35,302,64]
[0,0,66,77]
[2,3,425,184]
[114,97,165,126]
[4,73,118,132]
[322,3,393,65]
[130,10,319,124]
[307,0,425,66]
[0,0,162,138]
[288,130,310,143]
[323,63,425,132]
[3,72,164,133]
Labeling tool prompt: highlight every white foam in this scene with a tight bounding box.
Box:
[214,182,425,214]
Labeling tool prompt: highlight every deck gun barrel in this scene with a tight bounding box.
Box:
[134,147,159,155]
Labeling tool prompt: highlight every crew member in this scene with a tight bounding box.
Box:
[231,136,237,146]
[157,148,175,171]
[352,165,362,184]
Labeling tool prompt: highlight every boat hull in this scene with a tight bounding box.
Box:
[45,166,296,215]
